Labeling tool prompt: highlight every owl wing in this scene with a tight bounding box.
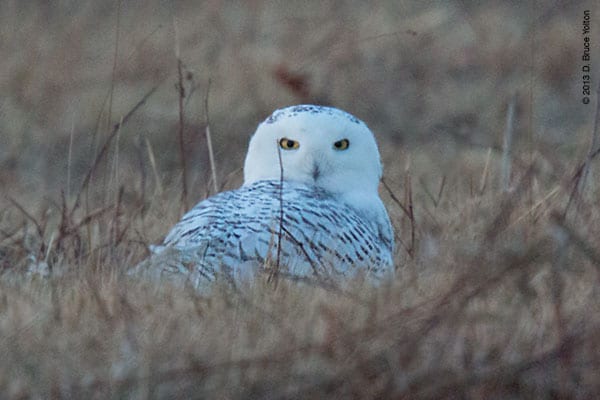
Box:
[137,180,392,287]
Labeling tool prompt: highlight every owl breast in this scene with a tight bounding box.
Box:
[159,180,393,284]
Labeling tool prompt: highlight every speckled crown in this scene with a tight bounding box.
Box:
[265,105,362,125]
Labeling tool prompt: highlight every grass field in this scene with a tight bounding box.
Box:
[1,1,600,398]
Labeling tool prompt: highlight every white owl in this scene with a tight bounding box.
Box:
[138,105,393,288]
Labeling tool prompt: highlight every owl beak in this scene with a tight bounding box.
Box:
[312,164,321,181]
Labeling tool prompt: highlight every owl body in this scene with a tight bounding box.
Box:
[156,180,393,285]
[138,105,394,287]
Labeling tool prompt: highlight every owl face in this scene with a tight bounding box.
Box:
[243,105,383,197]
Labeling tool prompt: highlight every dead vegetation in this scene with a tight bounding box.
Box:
[1,1,599,399]
[1,160,600,398]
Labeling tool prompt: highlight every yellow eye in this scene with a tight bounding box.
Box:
[279,138,300,150]
[333,139,350,150]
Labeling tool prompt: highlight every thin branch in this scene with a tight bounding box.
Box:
[7,197,44,241]
[67,115,75,201]
[527,0,536,219]
[64,206,115,236]
[174,18,189,212]
[107,0,121,136]
[204,78,218,195]
[7,197,46,257]
[405,171,415,258]
[381,178,410,218]
[501,94,517,192]
[270,142,284,284]
[436,175,446,206]
[144,136,163,194]
[511,185,560,226]
[280,226,320,278]
[485,166,534,243]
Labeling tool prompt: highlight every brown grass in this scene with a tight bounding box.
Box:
[1,1,599,399]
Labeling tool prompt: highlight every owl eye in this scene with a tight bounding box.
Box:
[333,139,350,150]
[279,138,300,150]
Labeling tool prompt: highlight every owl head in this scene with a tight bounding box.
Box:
[243,105,384,202]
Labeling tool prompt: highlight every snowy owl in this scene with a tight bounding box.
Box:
[138,105,393,288]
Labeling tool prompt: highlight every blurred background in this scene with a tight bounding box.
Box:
[0,0,597,208]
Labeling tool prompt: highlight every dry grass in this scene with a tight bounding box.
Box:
[1,1,600,399]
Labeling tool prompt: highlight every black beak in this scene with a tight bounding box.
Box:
[312,164,320,181]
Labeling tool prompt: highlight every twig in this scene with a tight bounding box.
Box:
[219,167,243,192]
[111,186,124,248]
[125,24,164,62]
[404,169,415,258]
[107,0,121,139]
[65,205,115,235]
[134,133,147,208]
[510,185,560,226]
[280,225,320,278]
[144,136,163,194]
[564,145,600,218]
[270,142,284,284]
[527,0,536,218]
[381,178,410,218]
[174,18,189,212]
[7,197,45,257]
[479,147,492,195]
[107,0,121,125]
[106,115,123,207]
[381,177,415,257]
[44,232,55,265]
[204,79,218,195]
[436,175,446,206]
[501,94,517,192]
[418,178,436,208]
[418,176,445,208]
[485,165,534,243]
[67,115,75,201]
